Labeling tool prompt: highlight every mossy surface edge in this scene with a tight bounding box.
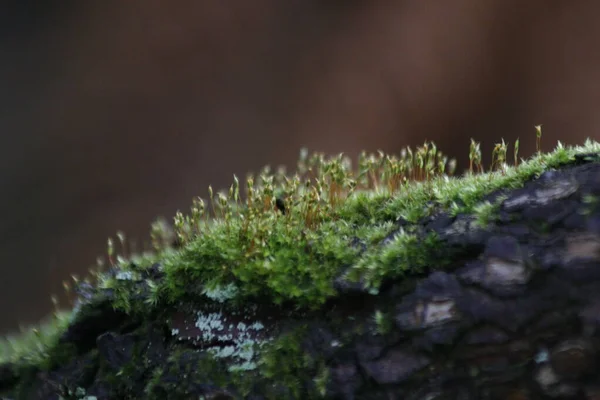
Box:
[2,139,599,399]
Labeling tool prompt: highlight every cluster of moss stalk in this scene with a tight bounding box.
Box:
[128,140,459,310]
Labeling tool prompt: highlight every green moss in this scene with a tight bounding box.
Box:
[0,310,73,366]
[143,347,232,398]
[2,137,600,398]
[372,310,393,335]
[582,193,600,216]
[256,325,323,399]
[473,194,507,228]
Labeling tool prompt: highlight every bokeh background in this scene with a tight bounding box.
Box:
[2,1,599,333]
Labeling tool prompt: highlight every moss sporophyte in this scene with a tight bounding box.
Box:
[2,128,600,397]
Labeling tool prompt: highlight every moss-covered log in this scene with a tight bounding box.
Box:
[2,142,600,399]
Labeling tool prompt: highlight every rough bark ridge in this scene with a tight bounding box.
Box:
[2,156,600,399]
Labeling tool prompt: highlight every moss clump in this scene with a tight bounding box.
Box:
[2,131,600,398]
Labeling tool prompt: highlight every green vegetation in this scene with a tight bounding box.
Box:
[0,311,72,366]
[2,127,600,398]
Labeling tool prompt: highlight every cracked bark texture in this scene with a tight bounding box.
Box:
[3,158,600,399]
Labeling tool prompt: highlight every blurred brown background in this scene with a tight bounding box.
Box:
[1,1,599,333]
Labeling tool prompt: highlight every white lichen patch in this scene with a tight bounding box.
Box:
[202,283,239,303]
[206,317,272,372]
[173,308,272,372]
[534,347,550,364]
[115,271,137,281]
[194,312,227,341]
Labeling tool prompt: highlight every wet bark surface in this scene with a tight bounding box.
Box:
[2,161,600,399]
